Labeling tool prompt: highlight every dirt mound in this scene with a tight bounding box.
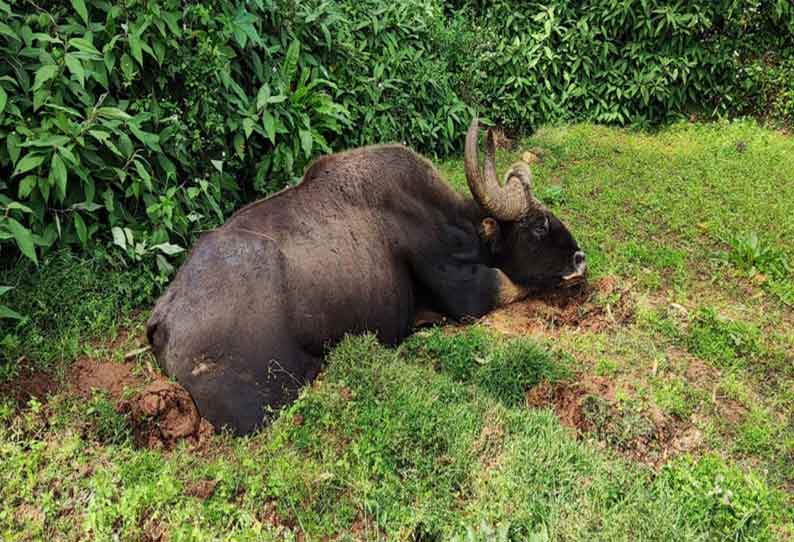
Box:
[71,357,143,399]
[118,381,213,450]
[0,358,58,408]
[527,376,701,468]
[483,277,633,336]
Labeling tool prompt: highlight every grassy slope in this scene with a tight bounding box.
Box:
[1,120,793,541]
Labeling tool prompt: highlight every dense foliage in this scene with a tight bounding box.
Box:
[0,0,792,278]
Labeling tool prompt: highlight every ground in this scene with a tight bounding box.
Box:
[1,120,793,541]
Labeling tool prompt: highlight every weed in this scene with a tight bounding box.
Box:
[687,308,762,369]
[85,392,131,446]
[652,379,701,419]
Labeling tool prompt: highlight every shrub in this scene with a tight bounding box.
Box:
[0,0,471,273]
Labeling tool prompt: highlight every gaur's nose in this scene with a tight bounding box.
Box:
[574,251,586,268]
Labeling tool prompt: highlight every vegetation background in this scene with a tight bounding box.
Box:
[1,1,794,540]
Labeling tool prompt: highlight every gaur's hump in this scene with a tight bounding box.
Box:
[302,144,428,184]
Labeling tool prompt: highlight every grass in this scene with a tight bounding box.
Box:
[2,119,794,540]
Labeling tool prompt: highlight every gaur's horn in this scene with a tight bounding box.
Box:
[464,117,532,221]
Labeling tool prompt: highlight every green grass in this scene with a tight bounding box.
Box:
[2,120,794,540]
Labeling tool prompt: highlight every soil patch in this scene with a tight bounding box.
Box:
[184,479,218,500]
[527,375,702,468]
[118,380,214,451]
[0,358,58,408]
[70,357,143,400]
[482,276,633,336]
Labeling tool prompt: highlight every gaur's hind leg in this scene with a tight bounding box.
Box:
[173,348,322,435]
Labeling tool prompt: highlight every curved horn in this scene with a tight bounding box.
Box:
[464,117,531,221]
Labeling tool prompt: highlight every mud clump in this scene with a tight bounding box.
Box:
[483,276,633,336]
[118,381,213,450]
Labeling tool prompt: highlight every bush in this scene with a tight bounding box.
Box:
[0,0,471,274]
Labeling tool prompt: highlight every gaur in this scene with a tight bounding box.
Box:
[147,118,587,435]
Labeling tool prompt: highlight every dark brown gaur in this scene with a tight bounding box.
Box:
[147,117,587,435]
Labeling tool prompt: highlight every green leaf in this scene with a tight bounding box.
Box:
[64,53,85,87]
[133,159,151,188]
[256,84,270,110]
[128,31,143,66]
[152,242,184,255]
[0,86,6,115]
[111,226,126,249]
[282,40,300,84]
[97,106,132,120]
[13,153,45,176]
[5,202,33,214]
[263,111,276,144]
[243,117,255,139]
[6,217,37,264]
[69,37,101,59]
[32,65,58,91]
[0,305,23,320]
[0,286,13,296]
[120,53,135,80]
[50,153,67,199]
[211,160,223,174]
[6,132,20,164]
[18,176,37,198]
[299,128,313,158]
[129,124,160,151]
[71,0,88,25]
[73,212,87,246]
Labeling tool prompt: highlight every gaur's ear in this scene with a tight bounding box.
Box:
[480,218,502,253]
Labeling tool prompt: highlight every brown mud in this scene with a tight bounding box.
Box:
[2,336,213,451]
[481,276,634,336]
[0,358,57,409]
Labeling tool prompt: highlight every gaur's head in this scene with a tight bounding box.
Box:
[465,117,586,290]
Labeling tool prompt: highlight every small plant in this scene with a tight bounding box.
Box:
[687,308,762,369]
[722,232,793,306]
[85,392,131,446]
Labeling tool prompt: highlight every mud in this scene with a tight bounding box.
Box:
[0,358,58,408]
[482,277,633,336]
[70,357,142,399]
[184,479,218,500]
[118,380,214,450]
[526,375,702,468]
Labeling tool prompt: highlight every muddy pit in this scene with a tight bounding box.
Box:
[481,276,634,336]
[3,344,213,451]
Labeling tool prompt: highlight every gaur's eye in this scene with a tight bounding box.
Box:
[531,216,550,239]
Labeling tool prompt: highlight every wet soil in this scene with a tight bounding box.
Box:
[3,337,213,451]
[482,276,634,336]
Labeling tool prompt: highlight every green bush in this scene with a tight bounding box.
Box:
[456,0,794,127]
[0,0,471,273]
